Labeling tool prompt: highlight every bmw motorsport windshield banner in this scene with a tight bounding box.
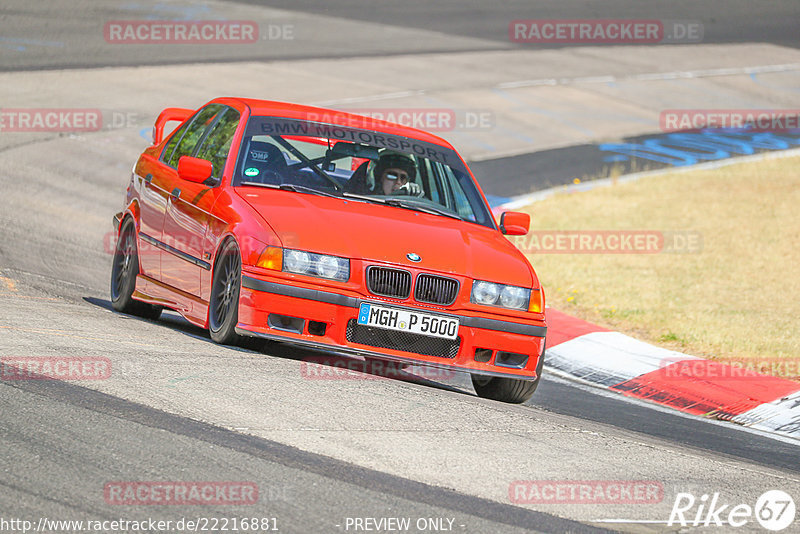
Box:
[245,116,467,173]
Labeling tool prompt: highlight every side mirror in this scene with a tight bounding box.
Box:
[499,211,530,236]
[153,107,193,145]
[177,156,213,184]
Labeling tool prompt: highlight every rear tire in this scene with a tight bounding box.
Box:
[110,219,162,320]
[209,239,242,345]
[471,345,545,404]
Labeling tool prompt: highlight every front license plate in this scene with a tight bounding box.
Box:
[357,302,459,340]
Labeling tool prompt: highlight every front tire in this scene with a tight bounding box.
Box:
[110,219,162,320]
[209,239,242,345]
[471,345,545,404]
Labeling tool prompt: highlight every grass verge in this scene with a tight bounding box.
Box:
[509,155,800,380]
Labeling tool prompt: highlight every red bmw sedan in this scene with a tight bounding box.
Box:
[111,98,547,403]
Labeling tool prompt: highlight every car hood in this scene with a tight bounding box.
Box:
[236,188,535,286]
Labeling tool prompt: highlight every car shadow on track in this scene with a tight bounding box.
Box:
[83,296,474,397]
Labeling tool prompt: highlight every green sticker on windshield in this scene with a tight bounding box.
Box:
[244,167,260,177]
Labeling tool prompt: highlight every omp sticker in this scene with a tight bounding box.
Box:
[249,150,271,161]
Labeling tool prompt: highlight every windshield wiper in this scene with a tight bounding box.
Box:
[240,182,341,199]
[241,181,280,189]
[341,192,386,204]
[384,198,463,220]
[341,192,462,220]
[278,183,341,198]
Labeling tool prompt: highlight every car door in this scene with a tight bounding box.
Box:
[160,106,240,297]
[133,160,169,280]
[133,106,220,282]
[133,126,191,281]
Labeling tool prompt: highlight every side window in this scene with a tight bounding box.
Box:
[235,136,292,186]
[161,121,190,164]
[164,105,224,168]
[436,162,477,221]
[418,158,441,204]
[194,108,241,180]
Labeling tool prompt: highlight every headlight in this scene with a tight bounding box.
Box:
[284,249,311,274]
[470,280,531,311]
[316,254,346,279]
[500,285,528,309]
[471,281,500,305]
[283,248,349,281]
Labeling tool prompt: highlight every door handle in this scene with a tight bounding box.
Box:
[170,188,181,200]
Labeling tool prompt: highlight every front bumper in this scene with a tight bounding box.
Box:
[236,273,546,380]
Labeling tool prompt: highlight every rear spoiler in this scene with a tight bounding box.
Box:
[152,108,194,145]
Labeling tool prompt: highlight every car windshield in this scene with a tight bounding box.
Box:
[234,116,495,229]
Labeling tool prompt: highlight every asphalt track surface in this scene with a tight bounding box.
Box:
[247,0,800,49]
[2,2,800,533]
[3,376,596,534]
[470,132,800,199]
[2,0,798,70]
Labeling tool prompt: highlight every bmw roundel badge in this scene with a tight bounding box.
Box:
[406,252,421,262]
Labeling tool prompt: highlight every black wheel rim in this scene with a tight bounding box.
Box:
[211,244,241,331]
[111,227,135,301]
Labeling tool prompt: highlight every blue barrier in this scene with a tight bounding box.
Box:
[599,130,800,166]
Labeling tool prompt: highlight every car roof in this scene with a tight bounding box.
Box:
[212,97,458,151]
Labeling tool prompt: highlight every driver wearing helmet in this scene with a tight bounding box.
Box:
[373,152,424,197]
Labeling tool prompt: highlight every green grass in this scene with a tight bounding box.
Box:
[507,155,800,378]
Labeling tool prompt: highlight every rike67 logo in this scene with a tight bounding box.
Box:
[669,490,796,531]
